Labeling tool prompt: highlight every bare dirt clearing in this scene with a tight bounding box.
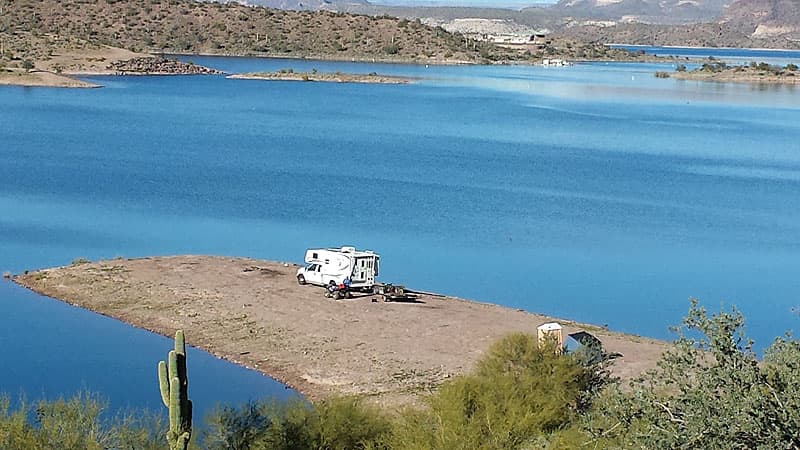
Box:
[14,256,666,409]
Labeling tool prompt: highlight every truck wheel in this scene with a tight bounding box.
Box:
[297,275,306,285]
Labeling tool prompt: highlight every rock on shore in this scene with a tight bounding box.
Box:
[106,57,223,75]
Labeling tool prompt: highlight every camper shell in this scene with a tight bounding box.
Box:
[296,246,380,289]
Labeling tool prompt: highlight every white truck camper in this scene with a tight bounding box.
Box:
[296,246,380,289]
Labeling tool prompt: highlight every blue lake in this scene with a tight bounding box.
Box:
[2,55,800,413]
[611,44,800,66]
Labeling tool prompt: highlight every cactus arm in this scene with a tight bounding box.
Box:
[158,360,170,407]
[169,376,181,439]
[175,329,185,354]
[168,350,178,380]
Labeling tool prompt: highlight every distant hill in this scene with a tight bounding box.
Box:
[0,0,516,67]
[722,0,800,39]
[547,0,731,24]
[244,0,371,12]
[550,0,800,48]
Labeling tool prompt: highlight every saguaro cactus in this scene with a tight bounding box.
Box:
[158,330,192,450]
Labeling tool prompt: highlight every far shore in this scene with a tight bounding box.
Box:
[668,70,800,85]
[13,256,667,409]
[228,70,413,84]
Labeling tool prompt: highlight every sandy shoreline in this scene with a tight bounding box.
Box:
[0,70,100,88]
[228,71,413,84]
[13,255,666,409]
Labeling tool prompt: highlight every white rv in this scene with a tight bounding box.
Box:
[296,246,380,289]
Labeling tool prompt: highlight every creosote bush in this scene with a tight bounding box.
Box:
[388,333,606,449]
[587,299,800,449]
[0,393,164,450]
[203,396,391,450]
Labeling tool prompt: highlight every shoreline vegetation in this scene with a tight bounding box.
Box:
[12,255,666,409]
[228,69,413,84]
[656,60,800,85]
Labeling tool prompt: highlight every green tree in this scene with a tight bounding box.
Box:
[588,299,800,449]
[21,59,34,72]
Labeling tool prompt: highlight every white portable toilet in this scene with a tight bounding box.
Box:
[537,322,564,351]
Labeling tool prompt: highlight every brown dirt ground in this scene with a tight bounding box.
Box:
[0,69,99,88]
[14,255,666,410]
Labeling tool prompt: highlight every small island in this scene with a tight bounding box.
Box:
[106,56,224,76]
[228,69,413,84]
[656,61,800,85]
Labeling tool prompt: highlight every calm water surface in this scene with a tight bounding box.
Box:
[2,55,799,412]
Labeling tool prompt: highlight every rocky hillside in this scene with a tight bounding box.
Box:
[244,0,371,12]
[722,0,800,39]
[552,21,800,48]
[549,0,732,25]
[0,0,514,67]
[552,0,800,49]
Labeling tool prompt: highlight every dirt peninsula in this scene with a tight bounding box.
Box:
[13,256,666,409]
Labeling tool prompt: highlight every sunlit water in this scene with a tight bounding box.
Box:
[2,54,799,414]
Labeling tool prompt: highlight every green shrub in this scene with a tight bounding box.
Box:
[0,393,164,450]
[383,43,399,55]
[588,299,800,449]
[389,333,607,449]
[203,396,391,450]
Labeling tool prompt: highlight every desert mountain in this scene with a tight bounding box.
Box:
[244,0,370,11]
[546,0,732,24]
[722,0,800,38]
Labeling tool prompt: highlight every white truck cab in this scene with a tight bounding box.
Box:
[296,246,379,289]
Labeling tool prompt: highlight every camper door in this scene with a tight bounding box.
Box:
[353,256,375,284]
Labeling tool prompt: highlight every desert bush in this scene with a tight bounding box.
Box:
[203,396,391,450]
[587,299,800,449]
[382,43,399,55]
[0,393,164,450]
[389,333,607,449]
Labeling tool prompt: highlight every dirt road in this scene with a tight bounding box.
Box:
[14,256,666,409]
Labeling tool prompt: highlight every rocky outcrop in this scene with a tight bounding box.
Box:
[106,57,223,75]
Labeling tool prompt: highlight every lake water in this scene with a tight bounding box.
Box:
[2,54,800,414]
[610,44,800,66]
